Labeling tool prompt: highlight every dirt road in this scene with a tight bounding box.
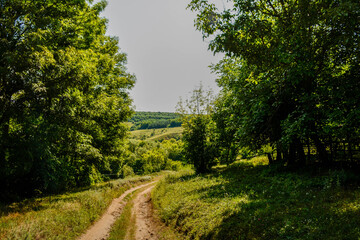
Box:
[131,185,158,240]
[78,181,157,240]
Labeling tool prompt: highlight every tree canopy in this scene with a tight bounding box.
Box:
[177,84,217,173]
[189,0,360,166]
[0,0,135,199]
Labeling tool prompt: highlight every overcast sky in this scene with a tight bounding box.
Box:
[101,0,226,112]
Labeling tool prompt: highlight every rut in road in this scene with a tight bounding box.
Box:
[129,185,158,240]
[78,181,156,240]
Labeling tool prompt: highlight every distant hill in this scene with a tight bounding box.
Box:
[129,111,182,130]
[130,127,183,141]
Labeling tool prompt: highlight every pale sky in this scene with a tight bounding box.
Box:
[101,0,226,112]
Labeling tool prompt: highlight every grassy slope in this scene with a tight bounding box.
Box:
[153,157,360,240]
[130,127,183,141]
[0,175,153,240]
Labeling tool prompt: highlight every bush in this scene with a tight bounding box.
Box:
[124,139,185,175]
[162,139,184,161]
[182,115,217,173]
[142,149,167,173]
[120,165,135,178]
[165,160,183,171]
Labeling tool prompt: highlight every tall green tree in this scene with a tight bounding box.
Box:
[189,0,360,166]
[177,84,217,173]
[0,0,135,197]
[212,90,240,165]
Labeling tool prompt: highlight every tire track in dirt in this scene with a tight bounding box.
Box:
[78,181,156,240]
[131,185,158,240]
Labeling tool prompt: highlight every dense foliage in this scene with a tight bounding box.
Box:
[189,0,360,166]
[177,85,218,173]
[124,139,184,176]
[129,111,182,130]
[0,0,135,199]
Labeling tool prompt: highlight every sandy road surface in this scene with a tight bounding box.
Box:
[132,185,158,240]
[78,181,156,240]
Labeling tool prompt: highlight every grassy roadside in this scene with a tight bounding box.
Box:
[0,175,154,240]
[153,157,360,240]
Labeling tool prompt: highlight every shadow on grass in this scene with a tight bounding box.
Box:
[0,193,81,217]
[192,161,360,239]
[210,198,360,240]
[0,175,153,217]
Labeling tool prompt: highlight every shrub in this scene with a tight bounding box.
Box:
[120,165,135,178]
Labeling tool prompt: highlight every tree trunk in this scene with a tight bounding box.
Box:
[312,135,329,165]
[0,118,10,187]
[307,138,311,163]
[267,153,273,164]
[295,138,306,166]
[329,140,333,162]
[276,143,283,162]
[283,148,289,164]
[288,142,296,166]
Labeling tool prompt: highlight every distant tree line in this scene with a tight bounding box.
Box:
[129,112,182,130]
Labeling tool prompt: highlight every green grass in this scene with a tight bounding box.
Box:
[153,157,360,240]
[130,127,183,141]
[0,175,153,240]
